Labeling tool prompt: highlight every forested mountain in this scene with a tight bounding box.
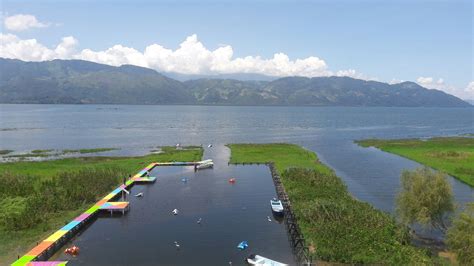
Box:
[0,58,470,107]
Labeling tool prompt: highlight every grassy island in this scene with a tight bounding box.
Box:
[228,143,430,264]
[0,147,203,264]
[356,137,474,187]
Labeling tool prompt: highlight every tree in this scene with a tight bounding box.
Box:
[396,167,454,232]
[447,203,474,265]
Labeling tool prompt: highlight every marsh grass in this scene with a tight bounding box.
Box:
[0,150,13,155]
[356,137,474,186]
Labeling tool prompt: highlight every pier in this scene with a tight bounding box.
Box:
[12,161,204,266]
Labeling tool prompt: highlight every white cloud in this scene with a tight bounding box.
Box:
[465,82,474,95]
[416,76,470,99]
[4,14,50,31]
[335,69,378,81]
[0,33,330,77]
[0,33,77,61]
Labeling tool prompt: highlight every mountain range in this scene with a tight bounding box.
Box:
[0,58,470,107]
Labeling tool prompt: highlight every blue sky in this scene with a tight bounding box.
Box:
[1,0,473,98]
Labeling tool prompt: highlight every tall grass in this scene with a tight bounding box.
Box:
[356,137,474,186]
[0,168,125,231]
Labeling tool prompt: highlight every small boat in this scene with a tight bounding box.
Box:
[174,241,180,249]
[246,254,288,266]
[197,161,214,169]
[197,218,202,224]
[237,241,248,250]
[134,192,143,197]
[208,144,213,148]
[229,178,236,184]
[172,209,179,215]
[270,198,284,215]
[181,177,188,183]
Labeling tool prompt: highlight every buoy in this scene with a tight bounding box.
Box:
[229,178,236,184]
[172,209,179,215]
[64,245,80,256]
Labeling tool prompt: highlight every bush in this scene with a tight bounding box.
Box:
[396,167,454,232]
[447,203,474,265]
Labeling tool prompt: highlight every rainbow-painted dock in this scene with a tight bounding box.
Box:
[12,160,205,266]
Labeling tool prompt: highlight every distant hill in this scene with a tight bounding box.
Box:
[0,58,470,107]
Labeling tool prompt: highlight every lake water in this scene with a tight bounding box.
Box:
[1,104,473,256]
[50,145,295,265]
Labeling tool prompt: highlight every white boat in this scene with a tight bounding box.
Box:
[197,159,213,164]
[270,198,284,214]
[172,209,179,215]
[197,161,214,169]
[246,254,288,266]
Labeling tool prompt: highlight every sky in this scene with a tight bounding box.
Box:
[1,0,473,98]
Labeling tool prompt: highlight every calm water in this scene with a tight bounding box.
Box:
[50,145,295,265]
[1,104,473,259]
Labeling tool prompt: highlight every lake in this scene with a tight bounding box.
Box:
[1,104,473,242]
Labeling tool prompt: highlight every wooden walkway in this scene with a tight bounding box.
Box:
[12,161,203,266]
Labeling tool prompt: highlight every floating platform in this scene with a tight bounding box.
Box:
[13,161,206,266]
[27,262,68,266]
[100,202,129,214]
[133,176,157,183]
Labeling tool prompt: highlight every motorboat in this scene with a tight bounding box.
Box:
[270,198,284,215]
[196,161,214,169]
[134,192,143,197]
[172,209,179,215]
[246,254,288,266]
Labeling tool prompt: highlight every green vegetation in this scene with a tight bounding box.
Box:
[356,137,474,186]
[0,150,13,155]
[396,167,454,232]
[447,203,474,265]
[0,146,202,264]
[31,149,54,154]
[62,147,119,154]
[228,143,430,264]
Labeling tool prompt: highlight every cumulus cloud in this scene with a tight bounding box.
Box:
[4,14,50,31]
[0,33,331,77]
[416,76,448,90]
[0,33,77,61]
[465,82,474,95]
[416,76,471,99]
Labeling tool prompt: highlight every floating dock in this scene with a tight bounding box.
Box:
[12,160,207,266]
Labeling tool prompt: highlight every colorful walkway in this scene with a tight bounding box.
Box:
[12,160,203,266]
